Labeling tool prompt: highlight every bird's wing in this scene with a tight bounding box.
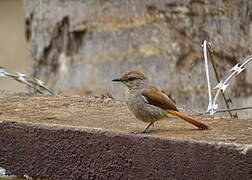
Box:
[142,87,178,111]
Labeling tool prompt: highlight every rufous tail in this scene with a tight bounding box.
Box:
[166,110,209,130]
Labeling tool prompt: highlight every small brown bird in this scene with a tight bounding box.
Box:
[112,70,208,133]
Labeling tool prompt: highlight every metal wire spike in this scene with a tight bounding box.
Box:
[0,68,55,95]
[0,67,6,77]
[230,63,245,74]
[214,81,229,92]
[202,40,252,117]
[35,79,44,86]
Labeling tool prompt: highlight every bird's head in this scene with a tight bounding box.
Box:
[112,70,148,89]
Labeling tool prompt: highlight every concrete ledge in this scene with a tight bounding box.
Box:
[0,91,251,179]
[0,120,251,180]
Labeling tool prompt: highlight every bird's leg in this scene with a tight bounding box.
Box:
[131,122,154,134]
[143,122,154,132]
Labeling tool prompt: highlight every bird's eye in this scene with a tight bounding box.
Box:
[128,77,136,81]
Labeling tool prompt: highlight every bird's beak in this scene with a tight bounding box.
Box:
[112,78,124,82]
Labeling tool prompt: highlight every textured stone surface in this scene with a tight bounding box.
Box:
[0,91,251,144]
[0,120,251,180]
[23,0,252,118]
[0,91,251,179]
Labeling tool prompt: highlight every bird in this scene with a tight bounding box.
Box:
[112,70,209,133]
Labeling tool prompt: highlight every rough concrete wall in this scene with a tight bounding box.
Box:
[23,0,252,115]
[0,120,251,180]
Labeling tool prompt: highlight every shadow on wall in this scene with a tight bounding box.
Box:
[0,0,29,92]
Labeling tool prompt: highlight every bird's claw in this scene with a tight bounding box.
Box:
[130,129,151,134]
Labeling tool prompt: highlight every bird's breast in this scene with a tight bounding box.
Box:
[126,90,166,122]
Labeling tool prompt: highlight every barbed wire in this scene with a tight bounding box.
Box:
[202,41,214,112]
[0,67,55,95]
[213,106,252,114]
[202,40,252,115]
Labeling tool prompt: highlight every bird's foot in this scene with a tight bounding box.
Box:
[130,122,154,134]
[130,129,151,134]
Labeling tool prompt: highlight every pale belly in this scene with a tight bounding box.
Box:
[126,92,167,123]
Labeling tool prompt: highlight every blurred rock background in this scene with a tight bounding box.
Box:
[1,0,252,117]
[0,0,29,92]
